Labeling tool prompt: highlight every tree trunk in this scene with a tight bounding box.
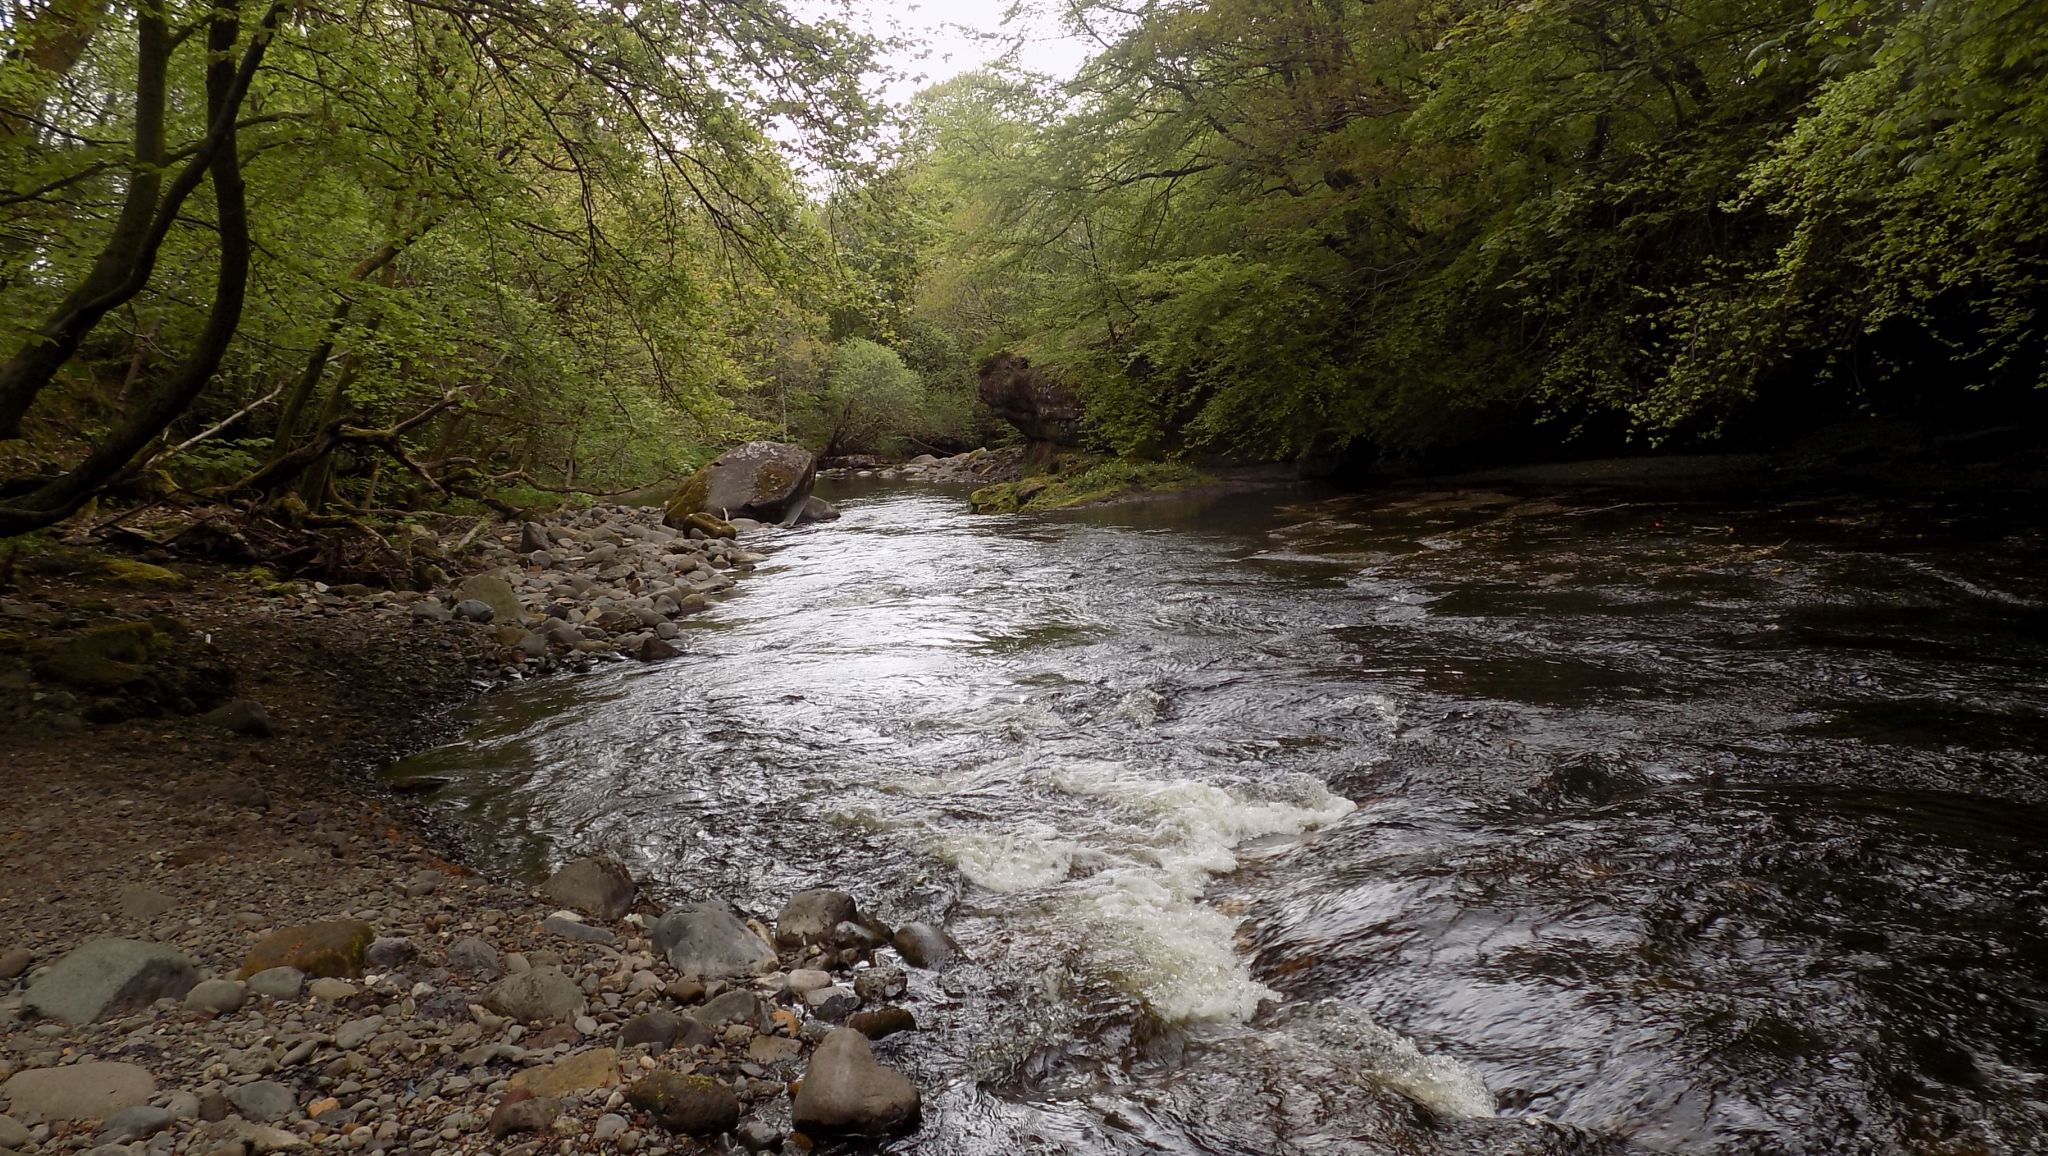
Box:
[0,0,277,534]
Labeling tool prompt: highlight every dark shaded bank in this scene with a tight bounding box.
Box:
[1303,414,2048,499]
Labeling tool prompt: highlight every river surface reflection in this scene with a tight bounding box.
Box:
[390,478,2048,1155]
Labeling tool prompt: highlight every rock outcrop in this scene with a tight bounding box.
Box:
[661,442,817,528]
[978,353,1081,454]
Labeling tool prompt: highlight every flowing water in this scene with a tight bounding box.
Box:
[388,478,2048,1155]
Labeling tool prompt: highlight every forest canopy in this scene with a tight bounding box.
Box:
[1,0,2043,532]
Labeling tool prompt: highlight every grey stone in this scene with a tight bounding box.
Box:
[100,1105,174,1143]
[649,903,775,979]
[0,1116,27,1149]
[791,1028,919,1135]
[408,600,453,623]
[803,985,859,1023]
[619,1010,708,1056]
[483,966,583,1023]
[541,857,635,921]
[2,1062,156,1121]
[736,1118,785,1151]
[363,936,416,970]
[453,598,495,623]
[334,1014,384,1050]
[784,968,832,995]
[23,938,197,1023]
[689,989,764,1032]
[775,890,858,949]
[245,967,304,999]
[306,977,355,1001]
[200,699,275,738]
[541,915,617,945]
[853,966,906,1002]
[0,946,31,979]
[521,522,551,552]
[446,937,500,978]
[182,978,244,1015]
[592,1113,630,1142]
[228,1081,296,1123]
[116,886,176,920]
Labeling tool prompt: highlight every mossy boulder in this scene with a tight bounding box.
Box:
[661,441,816,528]
[239,920,376,979]
[681,512,736,539]
[626,1071,740,1136]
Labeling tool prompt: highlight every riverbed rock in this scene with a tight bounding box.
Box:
[689,989,765,1031]
[484,965,583,1022]
[2,1062,156,1121]
[228,1081,296,1123]
[0,946,32,979]
[201,698,275,738]
[99,1104,174,1144]
[890,922,959,969]
[457,574,525,624]
[792,495,840,525]
[508,1048,618,1096]
[541,856,635,920]
[775,889,859,949]
[239,920,374,979]
[619,1010,706,1055]
[661,442,816,527]
[453,598,495,623]
[853,965,906,1002]
[792,1027,920,1134]
[182,978,244,1015]
[487,1094,559,1138]
[244,966,304,999]
[23,938,198,1023]
[846,1006,916,1039]
[116,885,175,920]
[446,936,500,978]
[650,902,776,979]
[626,1072,740,1136]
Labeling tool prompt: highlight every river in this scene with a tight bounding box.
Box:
[388,477,2048,1155]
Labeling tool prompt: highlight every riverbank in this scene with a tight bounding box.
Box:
[0,508,934,1154]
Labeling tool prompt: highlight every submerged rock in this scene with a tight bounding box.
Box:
[776,889,859,949]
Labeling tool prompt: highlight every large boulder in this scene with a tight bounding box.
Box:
[649,902,776,979]
[661,442,816,527]
[792,1028,920,1135]
[541,857,635,921]
[22,938,198,1024]
[978,353,1081,454]
[2,1062,157,1120]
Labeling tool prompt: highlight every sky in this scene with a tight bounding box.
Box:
[826,0,1098,106]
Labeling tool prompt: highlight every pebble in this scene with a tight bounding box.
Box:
[307,977,357,1001]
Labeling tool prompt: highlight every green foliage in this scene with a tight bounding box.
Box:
[896,0,2048,464]
[794,338,927,456]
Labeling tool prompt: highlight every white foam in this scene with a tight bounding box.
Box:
[934,760,1357,1023]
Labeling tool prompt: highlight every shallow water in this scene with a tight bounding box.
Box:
[389,479,2048,1155]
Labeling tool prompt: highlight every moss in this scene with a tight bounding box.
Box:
[95,557,189,589]
[971,459,1208,513]
[660,467,714,523]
